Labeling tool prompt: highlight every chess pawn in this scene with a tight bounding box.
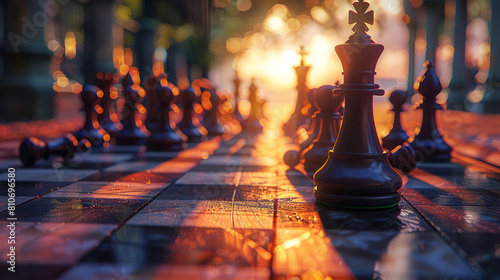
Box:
[178,86,205,142]
[303,85,343,173]
[242,80,263,132]
[144,74,160,132]
[299,88,320,151]
[19,134,79,166]
[73,85,107,146]
[146,84,185,151]
[382,90,409,150]
[203,89,225,136]
[388,144,417,174]
[313,0,402,209]
[96,72,122,137]
[115,84,150,145]
[410,61,452,162]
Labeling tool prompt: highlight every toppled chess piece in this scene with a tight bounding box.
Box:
[382,90,409,150]
[178,86,205,142]
[388,144,417,173]
[73,85,108,146]
[96,72,122,137]
[19,134,85,167]
[115,73,150,145]
[146,83,185,151]
[242,80,263,133]
[313,0,402,209]
[303,85,343,173]
[410,61,452,162]
[203,89,225,136]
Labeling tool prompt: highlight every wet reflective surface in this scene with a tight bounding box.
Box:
[0,111,499,280]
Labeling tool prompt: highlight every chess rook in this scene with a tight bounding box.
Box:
[115,73,150,145]
[303,85,343,173]
[410,61,452,162]
[313,0,402,209]
[146,83,185,151]
[73,85,108,146]
[382,90,409,150]
[178,86,205,142]
[19,134,79,167]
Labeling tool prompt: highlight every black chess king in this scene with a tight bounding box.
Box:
[313,0,402,209]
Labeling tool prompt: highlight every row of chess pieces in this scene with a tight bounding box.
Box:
[283,61,453,175]
[19,70,266,167]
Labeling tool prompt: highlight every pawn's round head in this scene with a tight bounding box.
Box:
[180,86,196,106]
[314,85,343,112]
[81,85,102,106]
[157,85,174,105]
[306,88,318,112]
[389,90,408,107]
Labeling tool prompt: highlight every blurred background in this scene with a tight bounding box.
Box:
[0,0,495,123]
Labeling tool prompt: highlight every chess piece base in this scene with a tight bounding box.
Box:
[410,138,452,162]
[115,128,148,145]
[146,132,185,151]
[180,127,204,143]
[314,151,402,208]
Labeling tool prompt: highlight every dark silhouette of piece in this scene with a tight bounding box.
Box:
[178,86,205,142]
[388,144,417,173]
[313,0,402,209]
[242,80,263,133]
[410,61,452,162]
[233,71,245,124]
[115,80,149,145]
[382,90,409,150]
[19,134,79,167]
[73,85,107,146]
[96,72,122,137]
[144,74,160,132]
[303,85,343,173]
[203,89,224,136]
[146,84,185,151]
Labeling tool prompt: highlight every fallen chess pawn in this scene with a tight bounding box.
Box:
[19,134,90,167]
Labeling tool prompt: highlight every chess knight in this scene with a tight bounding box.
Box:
[313,0,402,209]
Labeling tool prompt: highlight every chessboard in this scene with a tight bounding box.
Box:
[0,113,499,280]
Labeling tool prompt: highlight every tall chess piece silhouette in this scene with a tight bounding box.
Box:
[410,61,452,162]
[382,90,409,150]
[242,80,263,133]
[314,0,402,209]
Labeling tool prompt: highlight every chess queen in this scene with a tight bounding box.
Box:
[313,0,402,209]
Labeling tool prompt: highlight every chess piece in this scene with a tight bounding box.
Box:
[299,88,320,151]
[388,144,416,174]
[73,85,107,146]
[410,61,452,162]
[283,150,301,168]
[146,84,185,151]
[314,0,402,209]
[382,90,409,150]
[19,134,79,166]
[144,74,160,132]
[115,78,149,145]
[203,89,225,136]
[303,85,343,173]
[242,80,263,132]
[233,71,245,124]
[96,72,122,137]
[178,86,205,142]
[283,46,311,137]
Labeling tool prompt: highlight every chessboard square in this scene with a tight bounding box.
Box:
[416,205,500,233]
[0,264,67,280]
[401,186,500,206]
[0,158,23,169]
[150,160,199,174]
[82,171,182,184]
[104,161,163,172]
[324,231,479,280]
[276,185,316,202]
[0,197,146,224]
[0,168,99,182]
[44,181,169,199]
[85,225,272,267]
[447,232,500,277]
[7,181,71,197]
[175,171,238,185]
[238,172,278,186]
[4,223,115,265]
[72,152,134,163]
[200,155,278,167]
[57,263,138,280]
[159,184,284,201]
[0,196,32,211]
